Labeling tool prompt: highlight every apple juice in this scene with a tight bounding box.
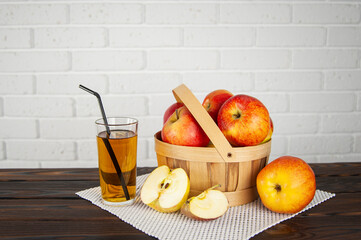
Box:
[96,130,137,203]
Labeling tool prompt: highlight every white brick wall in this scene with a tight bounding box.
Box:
[34,28,106,48]
[0,0,360,168]
[0,29,31,48]
[0,52,70,72]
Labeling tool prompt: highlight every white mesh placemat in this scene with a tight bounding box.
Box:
[76,174,335,240]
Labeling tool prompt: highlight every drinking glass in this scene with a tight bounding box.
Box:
[95,117,138,206]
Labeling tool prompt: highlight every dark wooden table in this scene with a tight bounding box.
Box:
[0,163,360,239]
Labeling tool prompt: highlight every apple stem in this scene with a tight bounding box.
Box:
[209,184,221,190]
[195,184,221,199]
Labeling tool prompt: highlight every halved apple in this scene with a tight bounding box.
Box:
[181,185,229,221]
[140,165,190,213]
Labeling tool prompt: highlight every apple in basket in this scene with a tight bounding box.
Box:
[202,90,233,123]
[217,95,270,146]
[163,102,184,124]
[261,118,273,144]
[256,156,316,214]
[181,185,229,221]
[141,166,190,213]
[161,106,210,147]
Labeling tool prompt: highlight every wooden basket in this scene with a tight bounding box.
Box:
[154,84,271,207]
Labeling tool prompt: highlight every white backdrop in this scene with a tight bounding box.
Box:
[0,0,360,168]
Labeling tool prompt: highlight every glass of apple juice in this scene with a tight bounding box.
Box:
[95,117,138,206]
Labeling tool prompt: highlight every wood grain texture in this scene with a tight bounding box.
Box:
[172,84,234,162]
[154,131,272,163]
[155,130,271,206]
[0,163,360,240]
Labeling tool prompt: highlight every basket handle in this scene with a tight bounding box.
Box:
[172,84,235,162]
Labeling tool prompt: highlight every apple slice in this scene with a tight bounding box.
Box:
[141,165,190,213]
[181,185,229,221]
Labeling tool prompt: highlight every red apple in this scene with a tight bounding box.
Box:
[163,102,184,124]
[161,106,209,147]
[261,118,273,144]
[217,95,270,146]
[202,90,233,123]
[256,156,316,214]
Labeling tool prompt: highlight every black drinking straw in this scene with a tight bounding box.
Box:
[79,84,130,200]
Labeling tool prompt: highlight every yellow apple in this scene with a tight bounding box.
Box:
[140,165,190,213]
[256,156,316,214]
[181,185,229,221]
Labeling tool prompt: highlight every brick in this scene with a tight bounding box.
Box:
[72,51,144,71]
[293,4,360,24]
[0,160,40,168]
[110,28,181,47]
[329,27,361,46]
[184,27,254,47]
[34,28,106,48]
[76,96,148,117]
[109,73,181,93]
[4,96,74,117]
[40,161,97,168]
[70,3,142,24]
[148,138,156,160]
[6,140,75,160]
[39,118,94,139]
[137,139,148,162]
[290,93,354,113]
[321,114,361,133]
[272,114,319,134]
[325,71,361,90]
[222,50,290,69]
[77,140,97,161]
[0,119,37,139]
[268,136,287,156]
[37,74,107,95]
[355,135,361,153]
[137,116,163,138]
[146,4,216,24]
[289,135,352,155]
[0,141,4,160]
[0,98,3,116]
[257,27,325,47]
[251,93,288,113]
[0,29,31,48]
[0,4,67,25]
[255,72,322,91]
[137,158,157,168]
[220,4,291,24]
[183,72,254,92]
[0,52,70,72]
[149,94,176,116]
[319,154,361,163]
[293,50,359,69]
[0,75,34,94]
[148,50,218,70]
